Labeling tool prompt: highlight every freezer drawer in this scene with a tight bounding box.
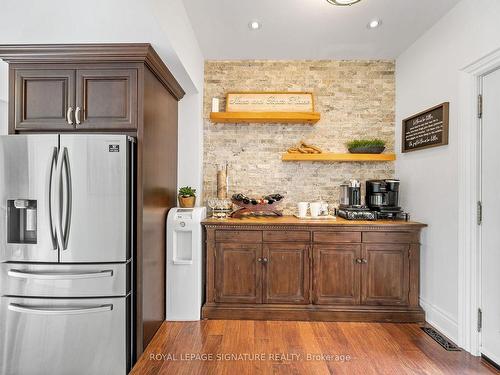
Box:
[0,295,130,375]
[0,262,130,297]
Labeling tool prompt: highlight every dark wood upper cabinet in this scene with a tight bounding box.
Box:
[361,243,410,306]
[215,242,262,304]
[14,69,75,131]
[313,244,361,305]
[76,69,137,129]
[263,243,310,304]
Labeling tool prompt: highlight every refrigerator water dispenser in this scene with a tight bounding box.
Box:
[7,200,37,244]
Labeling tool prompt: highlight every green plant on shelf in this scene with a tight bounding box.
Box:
[178,186,196,197]
[346,139,386,149]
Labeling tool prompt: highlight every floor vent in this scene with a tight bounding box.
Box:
[421,327,461,351]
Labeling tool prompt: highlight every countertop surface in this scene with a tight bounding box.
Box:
[202,215,426,227]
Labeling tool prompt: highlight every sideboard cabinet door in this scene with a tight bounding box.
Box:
[75,69,137,130]
[14,69,75,131]
[215,243,262,304]
[313,244,361,305]
[263,243,310,304]
[361,244,410,306]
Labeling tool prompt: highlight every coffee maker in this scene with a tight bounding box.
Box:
[337,180,377,220]
[366,179,409,220]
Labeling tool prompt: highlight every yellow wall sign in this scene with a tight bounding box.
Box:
[226,92,315,112]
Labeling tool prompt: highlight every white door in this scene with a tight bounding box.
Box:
[480,67,500,366]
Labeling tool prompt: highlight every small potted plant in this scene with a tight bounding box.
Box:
[178,186,196,208]
[346,139,386,154]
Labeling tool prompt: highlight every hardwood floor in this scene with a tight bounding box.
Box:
[131,320,499,375]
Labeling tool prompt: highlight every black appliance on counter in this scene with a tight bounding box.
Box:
[365,179,409,220]
[337,180,377,221]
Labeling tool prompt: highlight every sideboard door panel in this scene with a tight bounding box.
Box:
[313,244,361,305]
[263,243,310,304]
[215,243,262,304]
[361,244,410,306]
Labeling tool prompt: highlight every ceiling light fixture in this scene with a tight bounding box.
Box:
[326,0,362,6]
[248,21,261,30]
[367,19,382,29]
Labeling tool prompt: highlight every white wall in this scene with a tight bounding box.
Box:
[0,0,204,196]
[396,0,500,344]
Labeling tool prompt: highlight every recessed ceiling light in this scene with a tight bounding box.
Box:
[326,0,362,6]
[248,21,261,30]
[368,19,382,29]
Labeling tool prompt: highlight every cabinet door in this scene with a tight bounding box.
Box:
[215,243,262,304]
[263,243,310,304]
[76,69,137,129]
[14,69,75,131]
[361,244,410,306]
[313,244,361,305]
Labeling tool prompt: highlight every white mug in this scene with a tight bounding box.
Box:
[297,202,309,218]
[310,202,322,217]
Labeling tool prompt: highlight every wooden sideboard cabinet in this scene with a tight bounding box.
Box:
[202,216,426,323]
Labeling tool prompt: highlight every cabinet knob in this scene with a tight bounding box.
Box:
[362,259,368,264]
[66,107,74,125]
[262,257,269,264]
[75,107,81,125]
[257,257,263,263]
[355,258,362,264]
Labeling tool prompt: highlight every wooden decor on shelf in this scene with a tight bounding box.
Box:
[282,153,396,162]
[210,91,320,124]
[287,140,323,154]
[226,92,314,112]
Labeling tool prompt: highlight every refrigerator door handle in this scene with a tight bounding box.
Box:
[62,147,72,250]
[7,269,114,280]
[54,148,65,250]
[8,303,113,315]
[55,147,72,250]
[48,147,58,250]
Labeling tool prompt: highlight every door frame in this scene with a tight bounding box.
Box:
[458,47,500,356]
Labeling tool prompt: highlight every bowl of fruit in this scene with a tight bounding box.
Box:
[231,193,285,218]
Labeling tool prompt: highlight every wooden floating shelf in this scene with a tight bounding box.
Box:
[282,153,396,162]
[210,111,320,124]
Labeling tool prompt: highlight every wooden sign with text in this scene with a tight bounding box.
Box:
[226,92,315,112]
[402,102,449,153]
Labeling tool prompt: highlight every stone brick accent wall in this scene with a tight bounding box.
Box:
[203,60,395,215]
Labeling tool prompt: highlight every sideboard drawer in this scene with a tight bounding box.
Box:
[263,230,310,242]
[215,230,262,243]
[362,232,416,243]
[313,232,361,243]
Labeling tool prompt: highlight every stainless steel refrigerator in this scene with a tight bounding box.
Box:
[0,134,134,375]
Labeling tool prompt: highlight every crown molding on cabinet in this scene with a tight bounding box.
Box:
[0,43,185,101]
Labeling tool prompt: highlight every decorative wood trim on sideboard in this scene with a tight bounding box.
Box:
[0,43,185,100]
[202,304,425,323]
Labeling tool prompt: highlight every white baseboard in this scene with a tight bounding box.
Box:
[420,297,459,345]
